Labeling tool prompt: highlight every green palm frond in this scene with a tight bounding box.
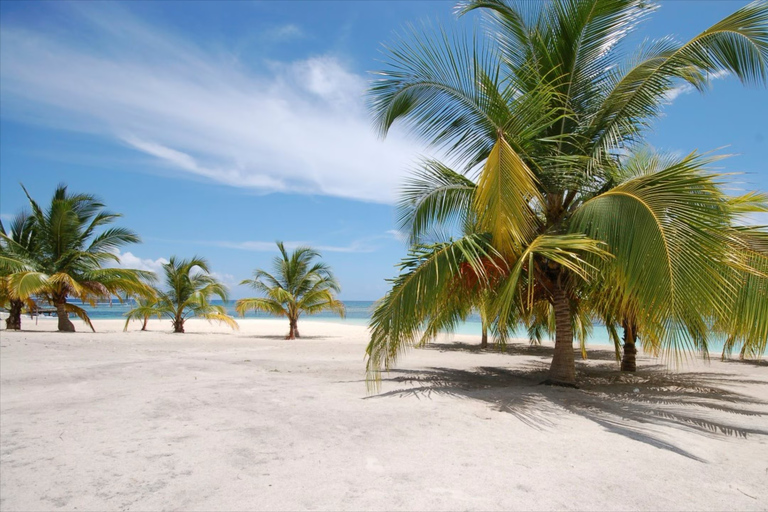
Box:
[366,233,501,388]
[398,159,477,244]
[235,297,287,317]
[473,137,542,256]
[572,150,736,359]
[62,302,95,332]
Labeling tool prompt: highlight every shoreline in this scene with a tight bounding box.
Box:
[2,315,763,362]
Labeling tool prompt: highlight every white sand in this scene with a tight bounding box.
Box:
[1,317,766,511]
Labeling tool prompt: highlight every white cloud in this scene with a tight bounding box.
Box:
[210,271,238,289]
[386,229,408,242]
[663,71,729,103]
[0,5,425,204]
[213,238,378,254]
[265,23,304,41]
[112,251,168,275]
[739,211,768,227]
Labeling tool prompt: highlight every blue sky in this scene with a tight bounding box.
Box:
[1,1,766,300]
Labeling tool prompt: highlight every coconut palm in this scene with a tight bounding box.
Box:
[124,256,237,333]
[0,210,38,330]
[366,0,768,386]
[0,184,154,332]
[716,221,768,360]
[236,242,345,339]
[123,294,160,331]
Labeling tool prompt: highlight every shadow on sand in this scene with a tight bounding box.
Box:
[243,335,338,341]
[368,358,768,462]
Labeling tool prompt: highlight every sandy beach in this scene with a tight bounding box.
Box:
[1,317,766,511]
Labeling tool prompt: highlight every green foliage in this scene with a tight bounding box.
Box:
[0,184,155,332]
[124,256,238,333]
[236,242,344,339]
[366,0,768,386]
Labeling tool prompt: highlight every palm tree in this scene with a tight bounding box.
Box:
[124,294,160,331]
[366,0,768,386]
[124,256,238,333]
[0,211,37,330]
[236,242,345,339]
[0,184,154,332]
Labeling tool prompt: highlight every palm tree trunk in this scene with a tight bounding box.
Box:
[480,323,488,348]
[287,316,298,340]
[54,297,75,332]
[621,320,637,372]
[173,314,184,333]
[6,299,22,330]
[544,280,576,387]
[141,315,148,331]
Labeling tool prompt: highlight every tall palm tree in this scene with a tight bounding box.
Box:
[0,210,37,330]
[124,256,238,333]
[236,242,345,339]
[0,184,154,332]
[366,0,768,386]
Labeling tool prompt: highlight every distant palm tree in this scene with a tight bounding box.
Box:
[0,210,37,330]
[124,295,160,331]
[124,256,238,333]
[366,0,768,386]
[236,242,345,339]
[1,184,153,332]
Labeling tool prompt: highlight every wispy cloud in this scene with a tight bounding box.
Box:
[663,71,730,103]
[0,4,424,204]
[386,229,408,243]
[264,23,304,41]
[213,238,379,254]
[739,211,768,227]
[111,251,168,275]
[144,231,400,254]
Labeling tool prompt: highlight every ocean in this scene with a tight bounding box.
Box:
[52,299,767,356]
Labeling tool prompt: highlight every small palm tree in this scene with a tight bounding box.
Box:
[124,294,160,331]
[236,242,345,339]
[0,210,37,330]
[1,184,154,332]
[125,256,238,333]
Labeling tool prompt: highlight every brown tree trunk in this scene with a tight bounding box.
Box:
[286,317,299,340]
[480,324,488,349]
[621,320,637,372]
[6,299,22,330]
[173,316,184,333]
[544,280,577,387]
[55,298,75,332]
[141,316,148,331]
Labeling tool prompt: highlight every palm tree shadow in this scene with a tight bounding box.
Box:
[720,358,768,368]
[423,341,623,362]
[368,364,768,461]
[245,335,337,341]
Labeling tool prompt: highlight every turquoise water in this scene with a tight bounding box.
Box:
[61,299,764,355]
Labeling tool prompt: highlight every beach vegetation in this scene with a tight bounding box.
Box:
[0,184,155,332]
[124,256,238,333]
[366,0,768,386]
[0,210,38,330]
[236,242,345,339]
